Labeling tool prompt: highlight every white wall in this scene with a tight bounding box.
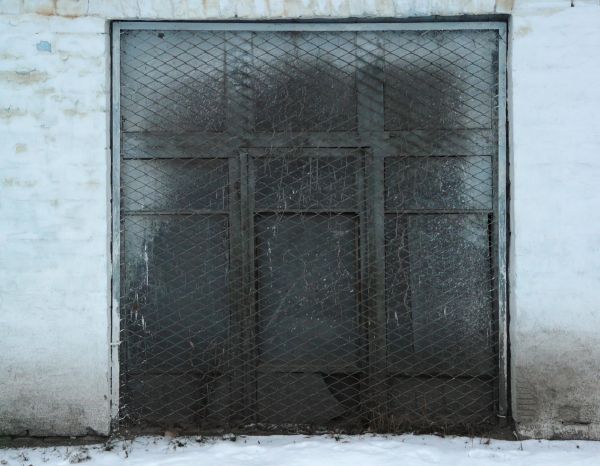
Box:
[0,0,599,439]
[0,13,110,436]
[509,1,600,439]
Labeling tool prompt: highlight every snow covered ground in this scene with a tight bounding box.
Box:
[1,434,600,466]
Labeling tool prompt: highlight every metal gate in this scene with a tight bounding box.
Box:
[112,22,507,433]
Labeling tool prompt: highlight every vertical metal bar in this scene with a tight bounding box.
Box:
[356,32,388,425]
[496,23,509,422]
[356,153,370,417]
[225,31,254,136]
[365,153,387,424]
[241,152,257,425]
[228,156,245,424]
[356,32,385,133]
[110,22,122,426]
[225,31,256,426]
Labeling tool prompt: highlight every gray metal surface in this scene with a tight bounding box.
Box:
[112,22,507,433]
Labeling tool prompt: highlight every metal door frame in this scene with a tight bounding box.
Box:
[110,20,508,427]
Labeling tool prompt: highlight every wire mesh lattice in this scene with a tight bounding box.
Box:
[118,25,503,433]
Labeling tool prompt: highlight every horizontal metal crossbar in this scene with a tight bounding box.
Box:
[117,22,506,32]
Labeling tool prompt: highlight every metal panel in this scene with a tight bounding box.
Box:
[112,21,507,433]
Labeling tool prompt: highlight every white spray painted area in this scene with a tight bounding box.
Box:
[0,0,600,439]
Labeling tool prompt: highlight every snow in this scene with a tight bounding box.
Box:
[2,435,600,466]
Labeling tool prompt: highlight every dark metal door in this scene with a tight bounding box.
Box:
[113,22,507,433]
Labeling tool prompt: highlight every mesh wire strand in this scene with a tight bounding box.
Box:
[118,26,502,433]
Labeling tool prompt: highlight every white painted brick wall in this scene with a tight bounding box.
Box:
[509,1,600,439]
[3,0,506,19]
[1,0,600,439]
[0,14,110,436]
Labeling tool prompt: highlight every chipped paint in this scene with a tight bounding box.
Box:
[515,24,532,37]
[0,106,27,120]
[62,107,88,117]
[22,0,56,16]
[2,177,37,188]
[34,87,56,96]
[495,0,514,13]
[36,40,52,52]
[0,70,49,85]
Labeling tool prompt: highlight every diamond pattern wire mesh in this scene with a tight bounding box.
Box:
[117,25,503,434]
